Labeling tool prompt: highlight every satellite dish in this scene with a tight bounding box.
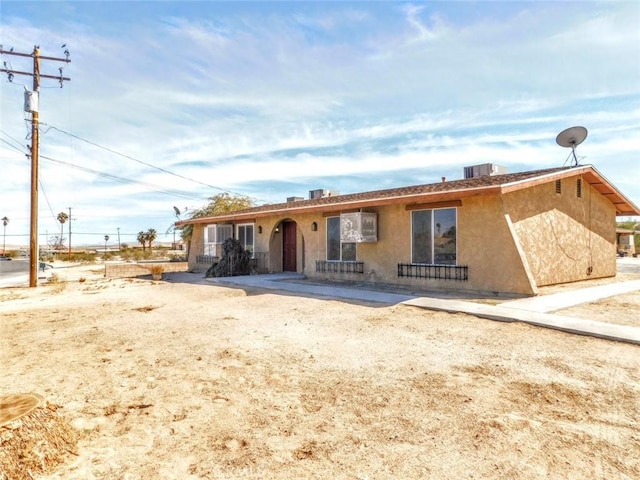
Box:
[556,126,588,166]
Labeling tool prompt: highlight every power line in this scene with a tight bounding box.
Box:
[0,128,28,151]
[38,178,59,224]
[46,125,264,203]
[0,137,26,153]
[1,133,206,201]
[39,154,207,201]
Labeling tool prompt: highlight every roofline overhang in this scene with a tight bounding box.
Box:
[176,185,503,226]
[176,165,640,226]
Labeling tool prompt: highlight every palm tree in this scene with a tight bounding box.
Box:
[1,216,8,255]
[146,228,157,251]
[137,231,147,251]
[57,212,68,251]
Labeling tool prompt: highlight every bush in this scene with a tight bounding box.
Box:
[205,239,252,278]
[149,264,164,275]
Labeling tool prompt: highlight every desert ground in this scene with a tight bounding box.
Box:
[1,264,639,479]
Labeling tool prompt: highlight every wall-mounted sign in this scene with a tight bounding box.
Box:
[340,212,377,243]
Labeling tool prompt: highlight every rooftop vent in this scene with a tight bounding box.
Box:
[463,163,507,179]
[309,189,339,200]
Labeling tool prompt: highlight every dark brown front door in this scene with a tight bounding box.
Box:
[282,221,297,272]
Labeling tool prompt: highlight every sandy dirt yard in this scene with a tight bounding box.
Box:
[1,266,639,479]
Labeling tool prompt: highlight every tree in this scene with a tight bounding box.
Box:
[56,212,68,251]
[145,228,157,251]
[178,193,254,243]
[48,235,66,252]
[1,216,8,255]
[137,231,147,251]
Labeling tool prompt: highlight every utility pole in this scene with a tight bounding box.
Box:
[67,207,73,261]
[1,45,70,287]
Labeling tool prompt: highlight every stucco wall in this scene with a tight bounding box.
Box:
[456,196,536,295]
[302,200,535,295]
[506,174,616,286]
[187,224,205,271]
[184,175,616,294]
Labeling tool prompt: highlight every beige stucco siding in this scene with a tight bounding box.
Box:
[506,175,616,286]
[185,174,618,294]
[303,200,535,295]
[456,195,536,295]
[187,224,205,271]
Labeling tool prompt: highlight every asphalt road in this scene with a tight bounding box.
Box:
[617,257,640,274]
[0,258,32,287]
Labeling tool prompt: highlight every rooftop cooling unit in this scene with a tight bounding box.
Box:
[463,163,507,179]
[309,189,339,200]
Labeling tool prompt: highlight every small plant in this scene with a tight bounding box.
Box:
[47,273,67,293]
[149,264,164,280]
[150,264,164,275]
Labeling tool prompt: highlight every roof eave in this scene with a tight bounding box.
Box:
[176,184,503,225]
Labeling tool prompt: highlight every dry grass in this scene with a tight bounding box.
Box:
[0,268,639,479]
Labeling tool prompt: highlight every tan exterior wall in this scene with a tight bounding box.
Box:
[506,174,616,286]
[303,200,536,295]
[186,201,536,295]
[456,195,536,295]
[187,224,205,271]
[184,175,617,295]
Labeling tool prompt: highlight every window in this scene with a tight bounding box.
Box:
[327,217,356,261]
[555,179,562,194]
[411,208,457,265]
[204,224,233,256]
[237,224,254,254]
[576,178,582,198]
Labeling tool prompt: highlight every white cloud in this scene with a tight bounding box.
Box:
[1,1,638,248]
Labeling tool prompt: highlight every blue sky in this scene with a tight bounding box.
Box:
[1,1,639,248]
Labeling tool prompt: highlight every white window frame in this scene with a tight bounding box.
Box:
[236,223,254,255]
[204,224,233,256]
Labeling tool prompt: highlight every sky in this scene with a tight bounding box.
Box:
[1,1,639,249]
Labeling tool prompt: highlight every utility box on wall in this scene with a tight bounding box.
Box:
[340,212,377,243]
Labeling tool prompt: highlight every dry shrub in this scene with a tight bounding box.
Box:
[0,394,78,479]
[46,274,67,294]
[149,265,164,275]
[47,273,60,284]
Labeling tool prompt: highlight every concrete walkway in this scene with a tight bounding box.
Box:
[402,295,640,346]
[209,273,640,346]
[499,279,640,313]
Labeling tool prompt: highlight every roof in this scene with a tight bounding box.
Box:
[177,165,640,225]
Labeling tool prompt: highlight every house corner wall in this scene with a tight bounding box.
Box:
[506,176,617,287]
[187,224,204,272]
[457,195,537,295]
